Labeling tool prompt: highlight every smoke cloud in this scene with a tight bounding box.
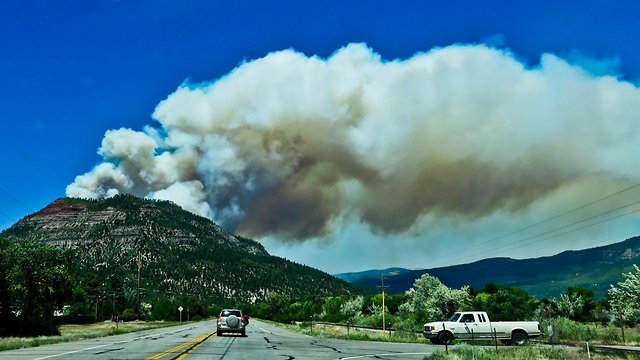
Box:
[67,43,640,243]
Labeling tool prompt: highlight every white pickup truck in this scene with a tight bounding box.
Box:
[423,311,542,345]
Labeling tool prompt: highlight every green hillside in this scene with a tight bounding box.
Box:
[336,236,640,299]
[2,195,358,304]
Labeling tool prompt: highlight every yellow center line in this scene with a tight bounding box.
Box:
[174,334,208,360]
[174,333,215,360]
[146,333,213,360]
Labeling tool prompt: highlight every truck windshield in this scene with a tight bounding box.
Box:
[448,313,461,322]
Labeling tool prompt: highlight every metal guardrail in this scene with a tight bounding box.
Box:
[312,321,424,335]
[307,321,640,355]
[593,344,640,353]
[315,321,393,331]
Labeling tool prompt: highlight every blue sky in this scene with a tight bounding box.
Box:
[2,1,640,272]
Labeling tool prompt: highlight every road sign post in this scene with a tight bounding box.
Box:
[178,306,184,323]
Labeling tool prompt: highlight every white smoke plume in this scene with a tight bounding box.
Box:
[67,43,640,243]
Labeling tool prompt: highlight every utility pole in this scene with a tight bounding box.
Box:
[136,252,141,319]
[377,274,389,335]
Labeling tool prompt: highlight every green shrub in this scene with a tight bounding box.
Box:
[120,309,136,322]
[600,329,621,344]
[110,327,127,335]
[391,317,420,337]
[352,313,381,328]
[551,317,597,342]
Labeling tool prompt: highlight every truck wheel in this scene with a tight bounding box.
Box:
[511,331,528,345]
[437,331,454,345]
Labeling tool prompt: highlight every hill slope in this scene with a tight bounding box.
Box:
[336,236,640,299]
[2,195,357,303]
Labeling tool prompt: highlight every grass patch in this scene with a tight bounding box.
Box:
[0,321,181,352]
[262,318,640,359]
[262,320,431,344]
[425,343,640,360]
[542,318,640,346]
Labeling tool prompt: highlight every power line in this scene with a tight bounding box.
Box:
[423,182,640,268]
[445,182,640,257]
[445,201,640,266]
[0,208,15,222]
[497,207,640,256]
[0,185,31,225]
[448,204,640,261]
[0,185,30,211]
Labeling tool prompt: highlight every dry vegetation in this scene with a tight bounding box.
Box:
[426,343,640,360]
[0,321,179,352]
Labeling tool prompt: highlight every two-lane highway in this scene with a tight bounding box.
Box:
[0,319,439,359]
[0,321,215,360]
[184,319,437,359]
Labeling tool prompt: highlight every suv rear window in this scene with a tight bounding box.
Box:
[221,310,241,317]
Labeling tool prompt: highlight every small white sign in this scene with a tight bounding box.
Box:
[178,306,184,312]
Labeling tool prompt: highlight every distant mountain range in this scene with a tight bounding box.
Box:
[1,195,358,303]
[335,235,640,299]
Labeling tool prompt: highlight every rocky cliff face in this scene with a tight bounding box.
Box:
[2,196,355,303]
[7,198,266,254]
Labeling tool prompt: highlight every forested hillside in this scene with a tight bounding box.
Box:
[336,235,640,298]
[2,195,358,309]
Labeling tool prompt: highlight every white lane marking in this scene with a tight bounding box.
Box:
[33,343,113,360]
[253,323,271,333]
[338,353,430,359]
[252,321,429,359]
[33,323,213,360]
[253,322,286,336]
[251,322,308,338]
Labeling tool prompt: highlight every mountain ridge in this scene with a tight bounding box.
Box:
[335,235,640,298]
[2,195,358,304]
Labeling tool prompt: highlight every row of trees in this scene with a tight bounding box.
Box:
[3,235,640,337]
[0,238,226,336]
[242,268,640,332]
[63,260,222,324]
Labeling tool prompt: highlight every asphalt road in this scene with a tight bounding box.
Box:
[0,319,439,360]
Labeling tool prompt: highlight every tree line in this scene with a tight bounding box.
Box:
[2,236,640,337]
[0,238,220,336]
[241,270,640,334]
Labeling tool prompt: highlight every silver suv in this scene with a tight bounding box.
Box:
[216,309,248,336]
